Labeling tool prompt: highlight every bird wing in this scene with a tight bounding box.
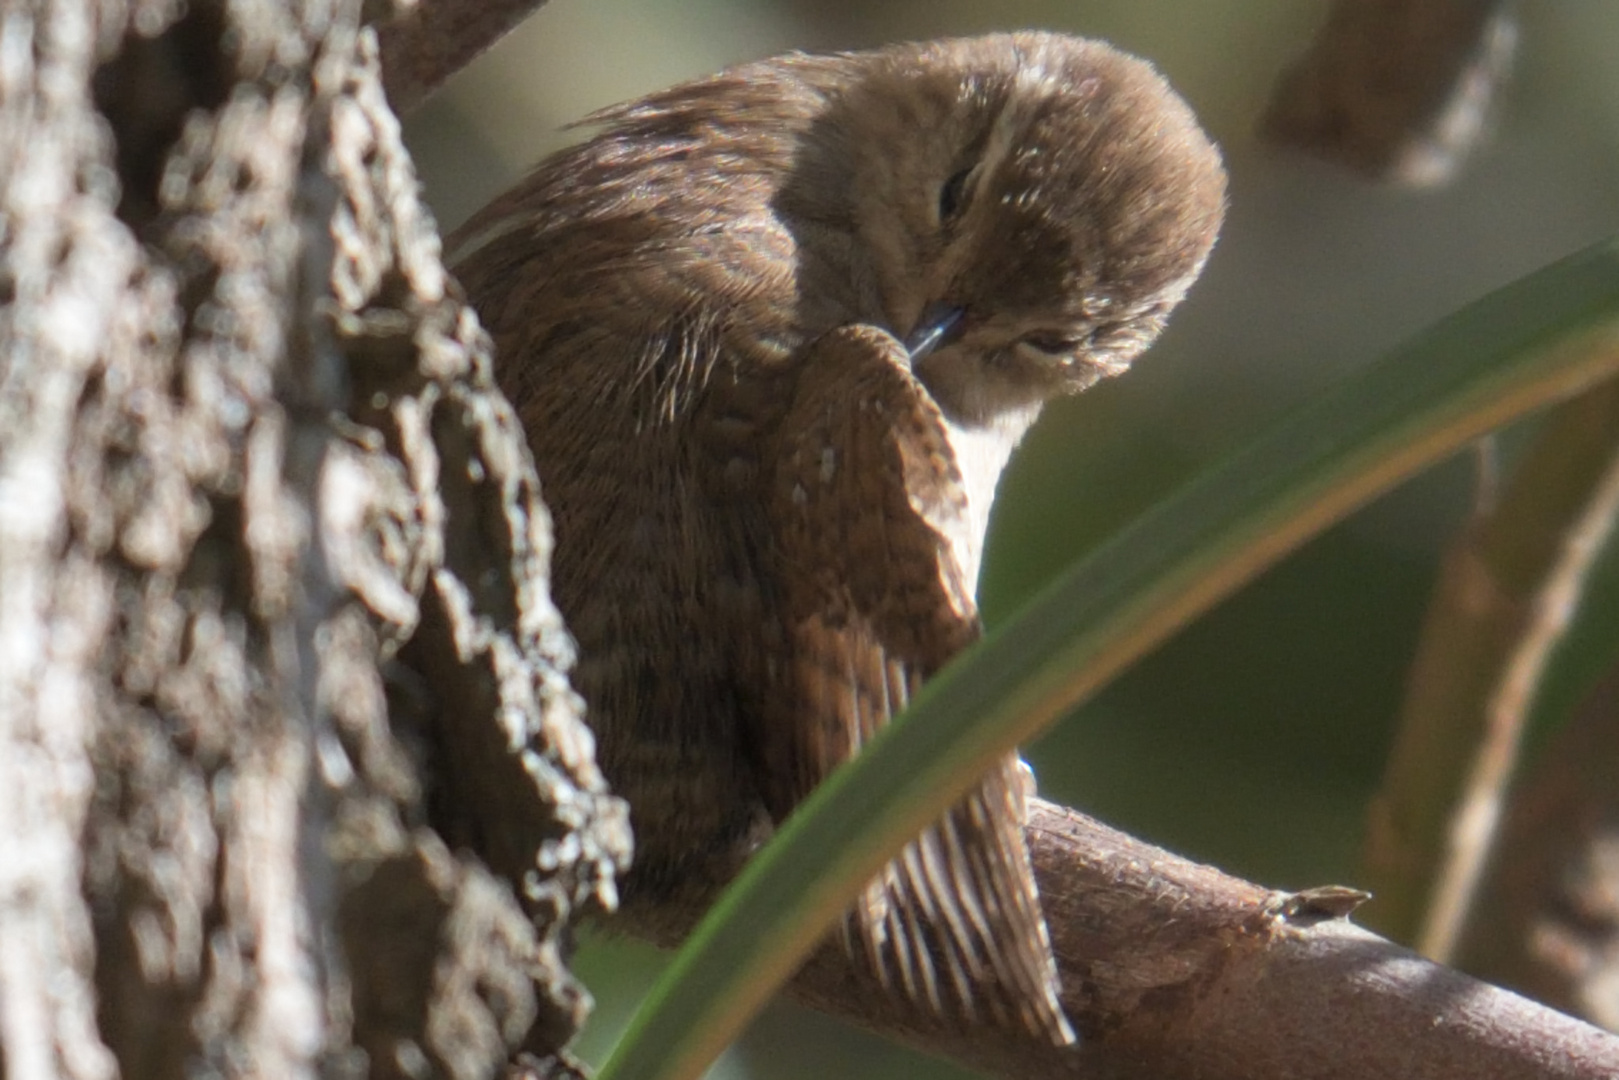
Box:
[756,324,1074,1045]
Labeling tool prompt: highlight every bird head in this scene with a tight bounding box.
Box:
[836,33,1227,427]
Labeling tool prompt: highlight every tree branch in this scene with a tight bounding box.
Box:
[1421,387,1619,960]
[376,0,551,113]
[637,799,1619,1079]
[1364,380,1619,950]
[1458,667,1619,1030]
[1260,0,1515,186]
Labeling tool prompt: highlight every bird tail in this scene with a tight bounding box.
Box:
[844,753,1075,1045]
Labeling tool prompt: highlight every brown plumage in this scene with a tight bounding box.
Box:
[450,32,1226,1045]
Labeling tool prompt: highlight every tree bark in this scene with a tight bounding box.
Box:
[0,2,627,1078]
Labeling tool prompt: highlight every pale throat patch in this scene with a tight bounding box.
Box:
[943,406,1039,595]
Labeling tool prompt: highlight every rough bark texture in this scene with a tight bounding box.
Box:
[0,2,628,1078]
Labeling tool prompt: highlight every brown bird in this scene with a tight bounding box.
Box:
[450,32,1225,1045]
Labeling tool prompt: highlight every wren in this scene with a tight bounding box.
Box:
[450,31,1226,1045]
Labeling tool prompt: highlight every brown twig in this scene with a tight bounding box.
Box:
[375,0,550,113]
[1364,380,1619,951]
[1421,409,1619,958]
[1458,666,1619,1030]
[1260,0,1516,186]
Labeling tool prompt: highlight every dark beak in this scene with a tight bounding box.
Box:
[903,302,966,360]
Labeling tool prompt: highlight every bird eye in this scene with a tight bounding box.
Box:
[938,166,975,223]
[1020,332,1084,356]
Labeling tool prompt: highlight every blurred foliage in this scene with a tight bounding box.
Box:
[403,2,1619,1075]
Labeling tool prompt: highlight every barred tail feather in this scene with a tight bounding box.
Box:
[846,755,1075,1045]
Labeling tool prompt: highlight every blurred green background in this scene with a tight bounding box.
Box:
[402,3,1619,1076]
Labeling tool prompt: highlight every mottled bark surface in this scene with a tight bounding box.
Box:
[0,2,628,1078]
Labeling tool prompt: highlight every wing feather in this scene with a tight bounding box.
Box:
[758,324,1074,1045]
